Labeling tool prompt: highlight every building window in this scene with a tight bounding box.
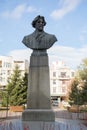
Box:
[53,72,56,77]
[60,72,66,78]
[53,87,56,93]
[62,80,66,85]
[7,70,11,75]
[3,62,11,68]
[53,80,56,84]
[1,70,5,75]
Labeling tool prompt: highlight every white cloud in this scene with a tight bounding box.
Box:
[27,6,37,13]
[8,45,87,69]
[50,0,81,20]
[1,4,38,19]
[11,4,26,19]
[8,49,32,61]
[48,45,86,68]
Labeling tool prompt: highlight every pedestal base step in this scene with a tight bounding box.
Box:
[22,109,55,121]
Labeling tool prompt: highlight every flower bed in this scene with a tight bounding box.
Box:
[10,106,24,112]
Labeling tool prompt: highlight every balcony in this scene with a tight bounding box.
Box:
[58,75,70,79]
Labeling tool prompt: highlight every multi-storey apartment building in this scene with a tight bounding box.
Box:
[0,56,28,89]
[0,56,13,88]
[50,61,75,104]
[13,60,28,76]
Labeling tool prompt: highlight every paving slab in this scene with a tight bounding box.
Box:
[0,118,87,130]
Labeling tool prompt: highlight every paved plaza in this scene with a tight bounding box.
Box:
[0,118,87,130]
[0,110,87,130]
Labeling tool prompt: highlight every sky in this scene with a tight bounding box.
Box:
[0,0,87,69]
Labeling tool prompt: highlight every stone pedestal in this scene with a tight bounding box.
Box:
[22,50,55,122]
[22,109,55,121]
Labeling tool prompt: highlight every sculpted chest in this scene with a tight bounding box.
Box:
[22,32,57,50]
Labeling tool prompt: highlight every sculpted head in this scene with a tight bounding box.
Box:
[32,15,46,31]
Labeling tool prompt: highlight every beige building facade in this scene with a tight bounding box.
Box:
[50,61,75,104]
[0,55,28,89]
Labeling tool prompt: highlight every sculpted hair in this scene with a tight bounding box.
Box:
[32,15,46,28]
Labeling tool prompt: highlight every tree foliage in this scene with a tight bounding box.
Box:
[2,65,28,106]
[0,91,7,107]
[77,58,87,81]
[77,58,87,104]
[69,58,87,106]
[69,78,83,105]
[17,72,28,105]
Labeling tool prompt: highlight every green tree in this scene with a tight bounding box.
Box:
[4,65,28,106]
[77,58,87,104]
[17,72,28,105]
[69,58,87,106]
[77,58,87,81]
[8,65,22,106]
[0,90,7,107]
[69,78,83,105]
[82,81,87,104]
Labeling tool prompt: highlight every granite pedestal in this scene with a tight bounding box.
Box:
[22,50,55,122]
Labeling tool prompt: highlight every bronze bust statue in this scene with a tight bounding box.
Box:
[22,15,57,50]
